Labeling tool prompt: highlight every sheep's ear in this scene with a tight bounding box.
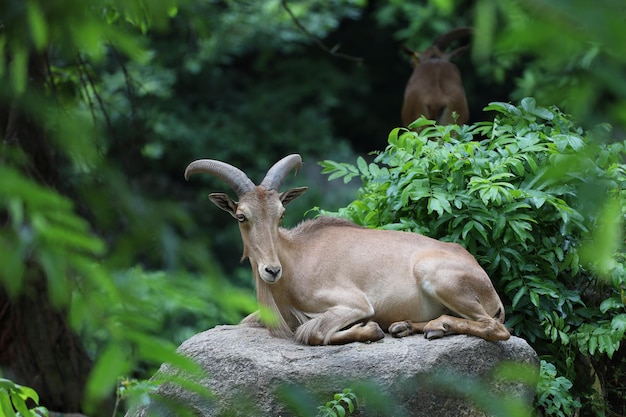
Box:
[402,46,420,67]
[209,192,238,218]
[279,187,308,206]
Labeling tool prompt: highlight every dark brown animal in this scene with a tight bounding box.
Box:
[402,27,472,127]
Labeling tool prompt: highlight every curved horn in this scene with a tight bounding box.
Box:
[433,27,473,50]
[184,159,255,197]
[260,154,303,191]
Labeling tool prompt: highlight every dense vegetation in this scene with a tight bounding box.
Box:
[321,100,626,416]
[1,0,624,416]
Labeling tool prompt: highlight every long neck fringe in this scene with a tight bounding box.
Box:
[255,275,293,339]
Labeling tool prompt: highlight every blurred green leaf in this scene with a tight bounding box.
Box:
[86,343,132,403]
[27,3,48,50]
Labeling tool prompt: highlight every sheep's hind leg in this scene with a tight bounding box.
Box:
[421,314,509,341]
[390,268,510,341]
[389,313,509,341]
[419,273,511,341]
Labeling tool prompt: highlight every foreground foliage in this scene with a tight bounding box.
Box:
[320,98,626,416]
[0,379,46,417]
[317,388,357,417]
[2,0,626,414]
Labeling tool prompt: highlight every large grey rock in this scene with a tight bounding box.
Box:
[127,325,538,417]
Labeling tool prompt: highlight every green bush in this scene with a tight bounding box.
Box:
[319,98,626,416]
[0,378,47,417]
[317,388,357,417]
[536,361,581,417]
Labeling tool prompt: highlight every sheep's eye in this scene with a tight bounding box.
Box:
[236,214,246,222]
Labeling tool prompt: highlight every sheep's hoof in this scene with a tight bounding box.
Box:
[389,321,412,338]
[363,321,385,342]
[423,329,446,340]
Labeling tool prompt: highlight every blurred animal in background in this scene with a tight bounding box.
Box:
[401,27,473,128]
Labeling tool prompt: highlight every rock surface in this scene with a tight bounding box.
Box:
[126,325,539,417]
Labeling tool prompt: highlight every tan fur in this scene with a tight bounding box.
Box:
[186,155,510,346]
[238,212,509,345]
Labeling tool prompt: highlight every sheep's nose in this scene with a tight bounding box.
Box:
[259,264,282,283]
[265,266,281,278]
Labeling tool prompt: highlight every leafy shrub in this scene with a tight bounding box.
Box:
[536,361,581,417]
[0,378,47,417]
[0,167,254,407]
[319,98,626,416]
[317,388,357,417]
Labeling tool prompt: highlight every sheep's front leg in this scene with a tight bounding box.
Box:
[295,305,384,345]
[326,320,384,345]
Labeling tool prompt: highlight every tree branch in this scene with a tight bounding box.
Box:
[281,0,364,64]
[77,55,113,132]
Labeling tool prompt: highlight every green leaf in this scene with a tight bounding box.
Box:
[327,170,346,181]
[600,297,621,313]
[512,286,528,309]
[126,332,200,374]
[555,134,585,151]
[529,291,540,308]
[16,385,39,404]
[27,3,48,50]
[86,343,132,402]
[407,117,435,130]
[427,194,453,217]
[531,194,546,208]
[0,390,16,417]
[520,97,536,113]
[612,314,626,333]
[493,214,507,238]
[470,220,490,244]
[369,163,382,178]
[484,102,520,115]
[10,47,28,94]
[589,335,598,355]
[388,127,401,145]
[333,404,346,417]
[509,220,533,243]
[8,390,30,417]
[357,157,369,177]
[0,379,17,390]
[530,106,554,120]
[461,220,474,239]
[344,397,354,413]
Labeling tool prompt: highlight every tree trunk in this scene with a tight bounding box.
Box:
[0,277,94,413]
[0,51,113,417]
